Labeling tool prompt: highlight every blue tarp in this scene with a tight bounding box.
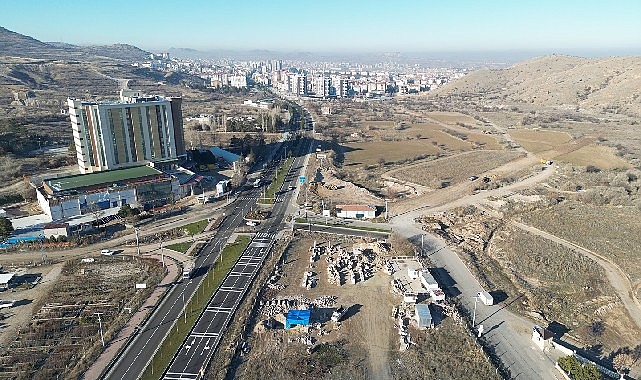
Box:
[285,309,311,329]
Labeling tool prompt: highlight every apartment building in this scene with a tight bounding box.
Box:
[68,90,186,174]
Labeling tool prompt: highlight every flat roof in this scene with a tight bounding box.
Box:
[0,273,15,283]
[46,166,162,192]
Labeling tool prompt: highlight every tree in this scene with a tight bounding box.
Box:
[0,216,13,241]
[613,351,634,376]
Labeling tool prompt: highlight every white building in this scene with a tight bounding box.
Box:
[68,90,185,174]
[335,204,376,219]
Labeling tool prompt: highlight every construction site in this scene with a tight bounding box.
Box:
[228,233,500,380]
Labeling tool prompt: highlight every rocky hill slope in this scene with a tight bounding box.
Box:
[0,26,150,61]
[435,55,641,117]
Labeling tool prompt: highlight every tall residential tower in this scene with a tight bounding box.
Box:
[68,90,185,174]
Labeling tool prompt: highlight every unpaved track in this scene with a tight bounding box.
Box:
[512,221,641,330]
[359,273,392,380]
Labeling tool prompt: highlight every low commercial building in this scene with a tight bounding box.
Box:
[335,204,376,219]
[37,165,179,221]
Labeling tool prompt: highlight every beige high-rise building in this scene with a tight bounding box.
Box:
[68,90,185,173]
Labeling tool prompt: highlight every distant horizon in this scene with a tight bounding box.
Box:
[1,0,639,59]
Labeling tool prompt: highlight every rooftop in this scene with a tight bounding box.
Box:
[336,204,376,212]
[45,165,162,192]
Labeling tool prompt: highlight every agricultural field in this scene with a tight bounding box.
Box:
[389,150,523,189]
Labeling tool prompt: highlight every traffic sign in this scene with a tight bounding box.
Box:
[299,176,306,183]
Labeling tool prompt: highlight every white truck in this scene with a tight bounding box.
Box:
[182,259,195,279]
[331,305,347,322]
[478,291,494,306]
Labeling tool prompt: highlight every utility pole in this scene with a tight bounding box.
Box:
[385,199,389,220]
[159,239,165,267]
[95,312,105,347]
[135,228,140,255]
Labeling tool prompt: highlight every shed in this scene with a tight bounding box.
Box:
[532,325,554,350]
[0,273,15,290]
[415,304,432,328]
[285,309,311,329]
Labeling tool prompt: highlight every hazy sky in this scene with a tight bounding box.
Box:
[1,0,640,54]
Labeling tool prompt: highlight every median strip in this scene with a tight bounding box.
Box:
[140,235,251,380]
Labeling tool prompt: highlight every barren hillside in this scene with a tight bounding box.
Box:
[435,55,641,117]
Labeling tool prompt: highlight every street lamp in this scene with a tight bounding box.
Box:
[135,227,140,255]
[95,312,105,346]
[472,295,479,326]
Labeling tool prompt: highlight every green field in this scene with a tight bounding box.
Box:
[258,157,294,204]
[140,235,251,380]
[165,241,192,253]
[182,219,209,235]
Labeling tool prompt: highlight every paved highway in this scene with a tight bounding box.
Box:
[104,137,309,379]
[163,142,309,379]
[104,187,261,380]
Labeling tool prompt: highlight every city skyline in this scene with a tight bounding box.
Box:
[1,0,640,56]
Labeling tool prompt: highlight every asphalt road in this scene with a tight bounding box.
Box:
[104,187,261,380]
[394,224,562,379]
[293,222,390,240]
[163,143,309,379]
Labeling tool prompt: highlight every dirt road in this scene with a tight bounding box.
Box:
[512,221,641,330]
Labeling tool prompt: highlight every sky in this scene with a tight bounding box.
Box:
[1,0,640,55]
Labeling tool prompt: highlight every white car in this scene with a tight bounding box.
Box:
[100,249,115,256]
[246,221,258,227]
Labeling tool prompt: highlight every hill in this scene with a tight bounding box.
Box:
[0,26,150,61]
[435,55,641,117]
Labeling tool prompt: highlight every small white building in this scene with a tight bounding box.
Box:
[0,273,15,290]
[419,270,439,291]
[532,325,554,350]
[335,204,376,219]
[43,223,70,239]
[415,304,433,328]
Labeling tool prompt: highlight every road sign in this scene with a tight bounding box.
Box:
[299,176,306,183]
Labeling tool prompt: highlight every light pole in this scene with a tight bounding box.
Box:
[472,294,479,327]
[95,312,105,347]
[182,291,186,324]
[135,227,140,255]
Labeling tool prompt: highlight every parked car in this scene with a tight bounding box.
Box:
[100,249,115,256]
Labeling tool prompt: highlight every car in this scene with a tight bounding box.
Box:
[288,185,295,190]
[246,221,258,227]
[100,249,115,256]
[468,176,479,181]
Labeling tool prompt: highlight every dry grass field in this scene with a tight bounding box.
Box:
[389,150,523,188]
[508,129,573,152]
[427,111,485,127]
[557,143,632,170]
[344,140,441,166]
[521,202,641,285]
[489,225,641,348]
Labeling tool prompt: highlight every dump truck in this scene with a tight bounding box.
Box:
[478,291,493,306]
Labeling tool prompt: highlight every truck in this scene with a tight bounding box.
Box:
[182,259,196,279]
[477,291,493,306]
